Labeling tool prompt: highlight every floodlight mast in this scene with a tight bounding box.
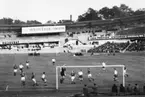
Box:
[56,65,125,90]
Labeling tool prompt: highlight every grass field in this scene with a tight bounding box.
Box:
[0,52,145,97]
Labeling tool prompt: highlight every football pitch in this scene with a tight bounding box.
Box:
[0,52,145,96]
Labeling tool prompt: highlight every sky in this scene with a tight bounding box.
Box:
[1,0,145,23]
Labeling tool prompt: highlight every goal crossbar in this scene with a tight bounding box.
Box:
[56,65,124,68]
[56,65,125,90]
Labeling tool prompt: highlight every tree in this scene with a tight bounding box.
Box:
[0,18,13,25]
[133,8,145,15]
[99,4,134,19]
[46,20,54,24]
[0,19,4,24]
[111,6,122,18]
[26,20,42,24]
[13,19,26,24]
[6,18,13,25]
[119,4,134,17]
[99,7,112,19]
[77,8,101,21]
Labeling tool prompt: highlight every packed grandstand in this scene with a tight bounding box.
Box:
[0,14,145,97]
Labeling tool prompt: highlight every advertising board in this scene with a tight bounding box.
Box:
[22,25,66,34]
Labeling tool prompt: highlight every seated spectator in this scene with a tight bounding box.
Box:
[119,84,125,95]
[112,84,118,95]
[82,84,89,97]
[126,41,145,52]
[71,93,83,97]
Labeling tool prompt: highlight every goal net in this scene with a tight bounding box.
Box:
[55,65,125,91]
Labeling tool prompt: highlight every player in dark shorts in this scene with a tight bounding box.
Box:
[124,66,129,77]
[60,65,66,84]
[70,70,76,84]
[102,62,106,70]
[19,63,24,73]
[13,64,18,76]
[114,68,118,81]
[78,69,83,82]
[41,72,47,83]
[20,72,26,86]
[52,58,56,65]
[26,61,29,69]
[31,72,38,86]
[87,68,94,82]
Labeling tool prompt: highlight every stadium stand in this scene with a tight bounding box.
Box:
[0,31,17,38]
[116,26,145,36]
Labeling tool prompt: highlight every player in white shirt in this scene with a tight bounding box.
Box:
[102,62,106,70]
[114,68,118,81]
[123,66,128,77]
[41,72,47,83]
[52,58,56,65]
[78,69,83,82]
[19,63,24,73]
[26,61,29,69]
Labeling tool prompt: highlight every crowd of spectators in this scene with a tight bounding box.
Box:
[111,83,143,96]
[126,40,145,51]
[88,41,129,53]
[70,83,145,97]
[0,42,59,52]
[88,40,145,54]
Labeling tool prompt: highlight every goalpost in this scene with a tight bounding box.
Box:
[56,65,125,90]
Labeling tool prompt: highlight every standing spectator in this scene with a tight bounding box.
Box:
[126,84,132,95]
[133,84,139,95]
[90,83,98,96]
[83,84,89,97]
[91,51,94,56]
[119,84,125,95]
[143,83,145,94]
[112,84,118,95]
